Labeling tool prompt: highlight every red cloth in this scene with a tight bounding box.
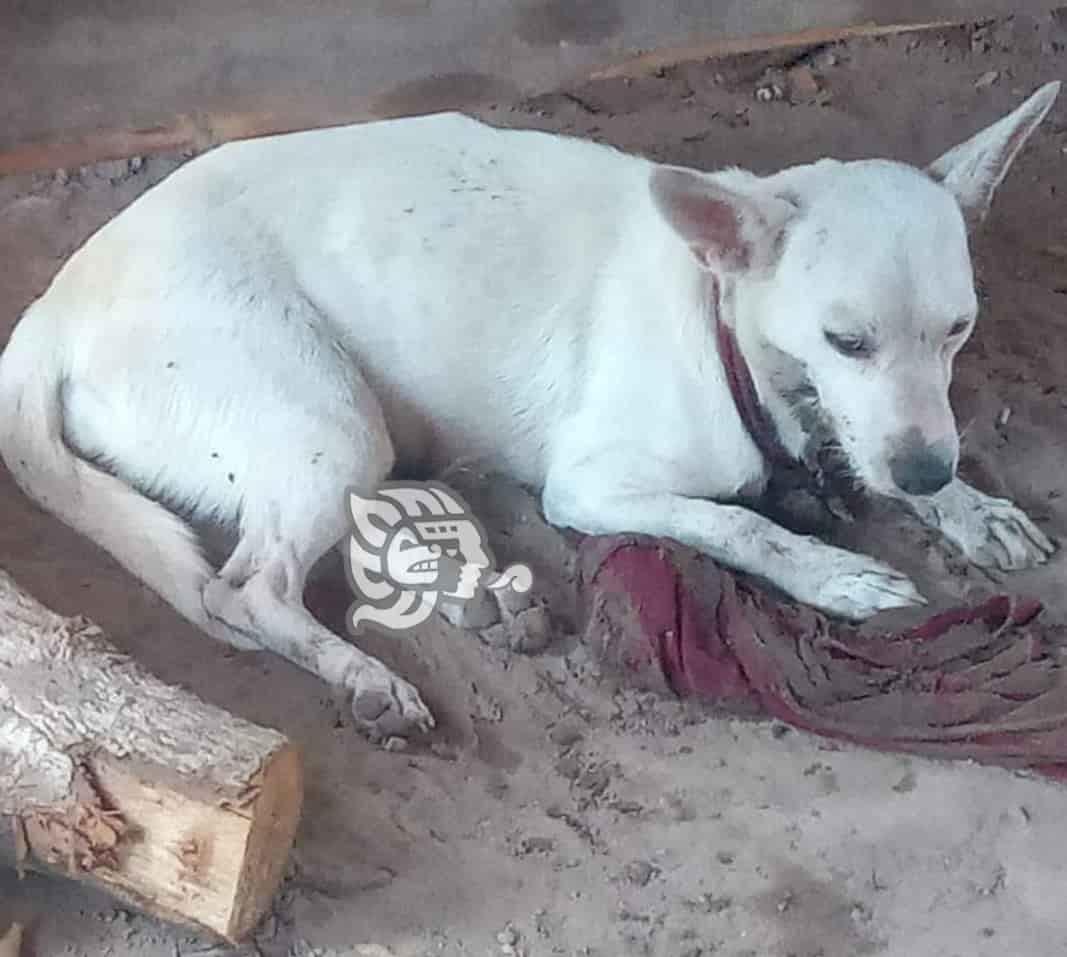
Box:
[579,535,1067,779]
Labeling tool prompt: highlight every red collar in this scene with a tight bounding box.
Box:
[710,277,797,469]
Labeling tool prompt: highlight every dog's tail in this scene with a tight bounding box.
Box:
[0,304,218,632]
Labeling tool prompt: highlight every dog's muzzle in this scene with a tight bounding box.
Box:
[888,432,955,496]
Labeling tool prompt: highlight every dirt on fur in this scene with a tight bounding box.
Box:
[4,13,1067,957]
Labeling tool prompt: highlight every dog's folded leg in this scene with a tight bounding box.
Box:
[896,478,1057,572]
[543,480,925,621]
[204,525,435,743]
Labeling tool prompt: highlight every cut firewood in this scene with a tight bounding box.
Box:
[0,569,303,943]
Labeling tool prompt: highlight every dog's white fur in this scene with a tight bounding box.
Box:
[0,83,1059,737]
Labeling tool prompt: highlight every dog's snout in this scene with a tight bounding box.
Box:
[888,435,955,496]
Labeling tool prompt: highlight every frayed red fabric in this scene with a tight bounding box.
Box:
[579,535,1067,780]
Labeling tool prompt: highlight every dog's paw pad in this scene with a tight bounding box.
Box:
[347,666,435,741]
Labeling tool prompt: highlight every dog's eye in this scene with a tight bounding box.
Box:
[948,319,971,338]
[824,330,872,358]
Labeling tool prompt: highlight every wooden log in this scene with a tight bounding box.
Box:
[0,569,303,944]
[1,2,1061,177]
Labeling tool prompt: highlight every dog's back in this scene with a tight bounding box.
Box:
[6,112,667,486]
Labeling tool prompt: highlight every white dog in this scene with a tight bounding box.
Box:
[0,82,1058,738]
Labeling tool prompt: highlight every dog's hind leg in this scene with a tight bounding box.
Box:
[197,369,436,742]
[203,489,435,741]
[43,281,434,741]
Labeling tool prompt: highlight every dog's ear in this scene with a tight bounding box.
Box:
[927,81,1060,230]
[649,166,799,274]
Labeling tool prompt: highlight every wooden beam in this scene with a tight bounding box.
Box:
[588,19,958,80]
[1,2,1060,176]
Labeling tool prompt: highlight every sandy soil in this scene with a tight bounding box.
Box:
[3,13,1067,957]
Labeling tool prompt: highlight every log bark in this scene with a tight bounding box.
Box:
[0,569,303,943]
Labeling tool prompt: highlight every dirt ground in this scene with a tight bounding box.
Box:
[4,13,1067,957]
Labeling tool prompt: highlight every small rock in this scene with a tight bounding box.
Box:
[716,851,735,866]
[975,70,1001,90]
[508,604,553,654]
[480,602,551,653]
[382,736,408,753]
[996,406,1012,428]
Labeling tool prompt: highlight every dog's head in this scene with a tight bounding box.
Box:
[650,82,1059,496]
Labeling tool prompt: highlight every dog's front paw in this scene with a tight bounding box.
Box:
[346,661,435,742]
[920,484,1056,572]
[793,548,926,621]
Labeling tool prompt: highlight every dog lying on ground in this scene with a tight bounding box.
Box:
[0,82,1058,739]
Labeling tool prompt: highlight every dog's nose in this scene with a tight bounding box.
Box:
[888,440,955,496]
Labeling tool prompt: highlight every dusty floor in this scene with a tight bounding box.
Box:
[4,13,1067,957]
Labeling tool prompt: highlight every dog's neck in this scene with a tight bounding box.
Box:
[708,275,804,470]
